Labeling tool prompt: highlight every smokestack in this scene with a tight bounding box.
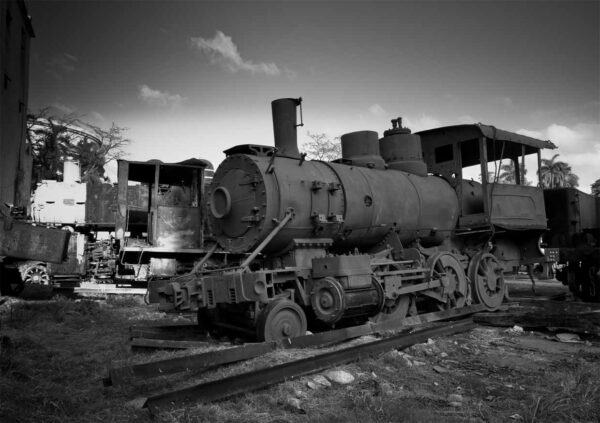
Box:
[271,98,301,159]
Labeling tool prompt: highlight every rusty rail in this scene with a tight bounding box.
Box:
[143,319,477,414]
[105,303,484,388]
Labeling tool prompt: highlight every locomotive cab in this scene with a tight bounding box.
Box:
[115,159,210,284]
[418,125,556,269]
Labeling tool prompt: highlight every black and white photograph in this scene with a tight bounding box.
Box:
[1,0,599,421]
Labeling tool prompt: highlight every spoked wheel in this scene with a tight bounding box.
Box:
[427,252,469,310]
[256,299,307,341]
[21,263,50,285]
[468,252,505,310]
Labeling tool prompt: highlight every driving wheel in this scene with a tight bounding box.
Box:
[256,299,307,341]
[468,252,505,310]
[427,252,469,310]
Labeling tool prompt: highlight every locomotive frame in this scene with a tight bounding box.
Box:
[149,98,556,341]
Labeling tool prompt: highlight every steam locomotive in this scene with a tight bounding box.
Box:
[149,97,591,341]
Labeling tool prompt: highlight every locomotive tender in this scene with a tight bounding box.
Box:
[150,98,555,341]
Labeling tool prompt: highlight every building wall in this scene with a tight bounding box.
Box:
[0,0,34,209]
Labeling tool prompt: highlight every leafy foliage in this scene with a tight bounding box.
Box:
[27,110,130,188]
[539,154,579,188]
[302,131,341,161]
[591,179,600,196]
[494,161,531,185]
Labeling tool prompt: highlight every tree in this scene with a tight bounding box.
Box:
[496,161,531,185]
[76,123,130,183]
[591,179,600,196]
[27,110,76,186]
[539,154,579,188]
[302,131,341,161]
[27,110,130,188]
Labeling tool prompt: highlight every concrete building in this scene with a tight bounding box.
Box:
[0,0,34,210]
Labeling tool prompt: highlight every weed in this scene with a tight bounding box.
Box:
[523,362,600,422]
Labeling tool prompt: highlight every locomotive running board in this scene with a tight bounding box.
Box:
[143,319,477,414]
[105,303,484,387]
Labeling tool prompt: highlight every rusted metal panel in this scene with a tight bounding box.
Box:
[155,206,202,249]
[544,188,600,247]
[0,218,69,262]
[47,233,86,275]
[488,183,547,230]
[85,183,117,226]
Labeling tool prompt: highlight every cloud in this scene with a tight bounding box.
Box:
[138,84,187,107]
[404,114,442,131]
[368,104,387,117]
[518,122,600,192]
[46,53,78,78]
[190,31,282,76]
[516,128,543,139]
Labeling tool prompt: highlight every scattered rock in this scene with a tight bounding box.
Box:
[505,325,524,335]
[448,393,463,407]
[312,374,332,387]
[325,370,355,384]
[284,396,305,413]
[433,365,449,374]
[440,352,448,358]
[448,393,463,402]
[397,351,414,367]
[125,397,146,409]
[412,360,426,366]
[555,333,581,343]
[293,388,307,399]
[306,381,317,390]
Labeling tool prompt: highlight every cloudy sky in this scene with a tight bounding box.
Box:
[27,0,599,191]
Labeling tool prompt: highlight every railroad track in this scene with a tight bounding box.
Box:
[104,304,485,415]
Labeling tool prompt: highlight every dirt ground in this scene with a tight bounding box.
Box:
[0,279,598,423]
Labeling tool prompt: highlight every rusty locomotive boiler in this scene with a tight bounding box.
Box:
[149,98,554,341]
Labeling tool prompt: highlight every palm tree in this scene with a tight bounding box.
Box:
[498,161,530,185]
[539,154,579,188]
[592,179,600,196]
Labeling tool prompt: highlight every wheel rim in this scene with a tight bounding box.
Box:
[24,265,50,285]
[258,299,307,342]
[310,277,345,324]
[427,252,469,310]
[469,253,505,310]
